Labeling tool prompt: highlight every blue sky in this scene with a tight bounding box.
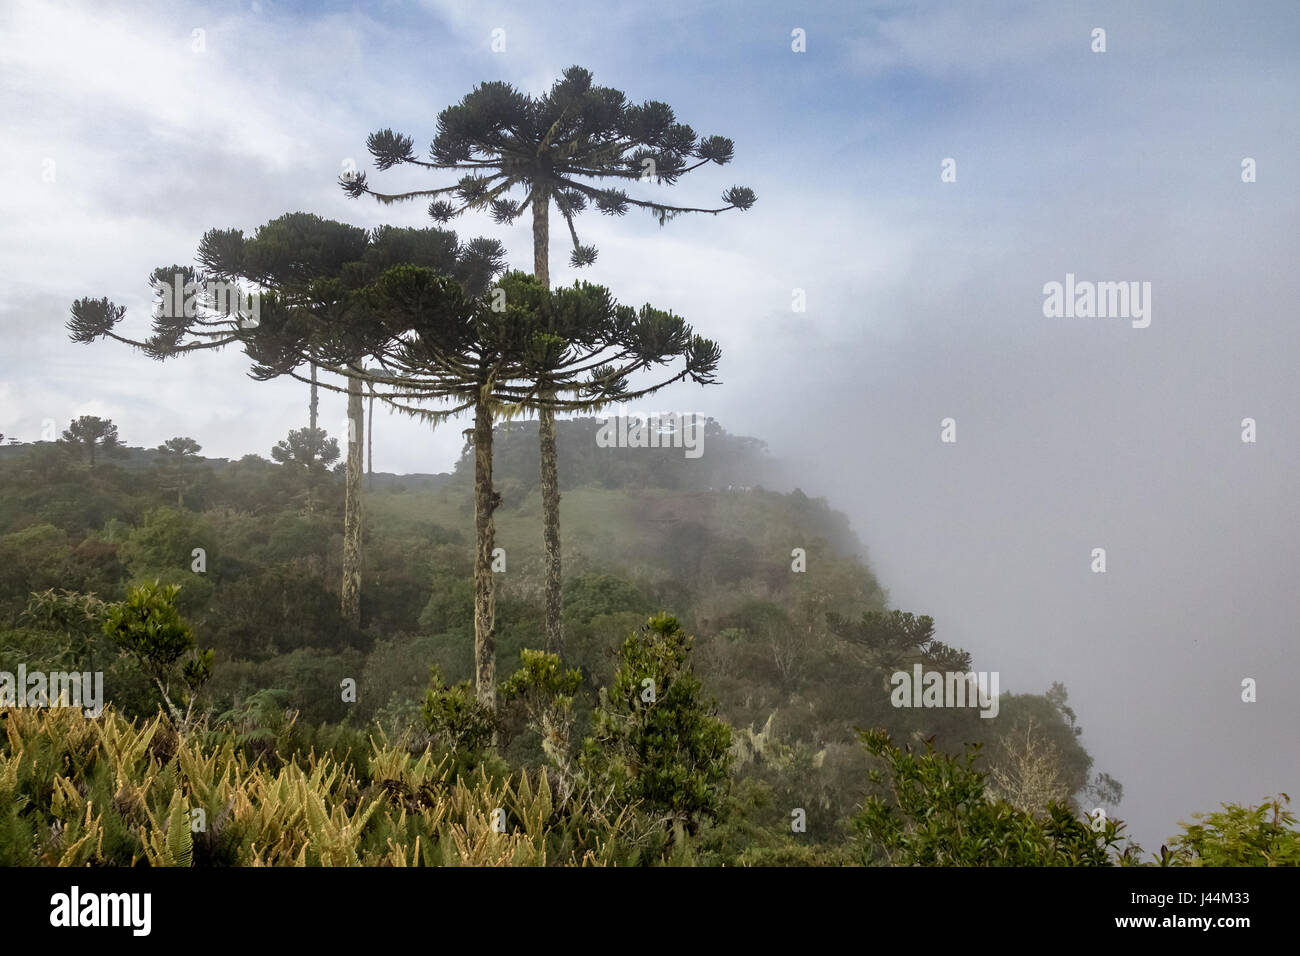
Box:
[3,0,1299,851]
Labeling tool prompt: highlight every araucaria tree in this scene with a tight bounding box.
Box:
[195,215,502,624]
[361,268,719,710]
[270,426,339,515]
[61,415,121,468]
[270,426,339,471]
[155,436,201,507]
[341,64,754,656]
[69,214,503,627]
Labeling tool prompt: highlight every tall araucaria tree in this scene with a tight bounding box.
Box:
[341,64,753,656]
[68,214,504,627]
[359,268,719,708]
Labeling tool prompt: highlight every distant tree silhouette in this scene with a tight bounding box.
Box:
[157,437,200,457]
[271,427,338,470]
[271,427,338,517]
[61,415,120,468]
[155,437,202,507]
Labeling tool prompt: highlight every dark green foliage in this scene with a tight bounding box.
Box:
[828,608,971,672]
[102,580,213,724]
[421,665,497,761]
[212,648,365,727]
[60,415,121,468]
[208,565,367,659]
[580,613,732,834]
[20,589,107,672]
[691,777,854,866]
[270,427,339,470]
[563,573,650,625]
[158,437,201,457]
[854,729,1133,866]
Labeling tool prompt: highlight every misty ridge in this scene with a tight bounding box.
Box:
[1,0,1297,887]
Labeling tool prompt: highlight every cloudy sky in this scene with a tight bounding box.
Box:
[3,0,1298,850]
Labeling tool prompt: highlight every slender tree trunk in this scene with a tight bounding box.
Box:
[309,361,319,432]
[342,367,364,626]
[472,395,498,712]
[152,676,182,725]
[532,183,549,287]
[532,184,565,657]
[366,383,374,491]
[539,398,562,656]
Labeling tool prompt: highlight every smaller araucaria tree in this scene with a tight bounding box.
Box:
[157,436,200,457]
[340,65,756,272]
[155,437,202,507]
[61,415,121,468]
[68,214,505,626]
[270,426,339,516]
[270,426,339,471]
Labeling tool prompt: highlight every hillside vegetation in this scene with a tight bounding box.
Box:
[3,418,1291,865]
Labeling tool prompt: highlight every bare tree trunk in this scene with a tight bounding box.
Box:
[532,183,549,287]
[309,361,319,432]
[342,368,364,626]
[473,396,498,712]
[152,676,182,726]
[539,400,563,656]
[532,184,565,657]
[366,381,374,491]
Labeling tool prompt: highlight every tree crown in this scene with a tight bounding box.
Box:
[341,65,757,267]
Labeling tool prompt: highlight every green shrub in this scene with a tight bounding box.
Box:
[579,613,732,837]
